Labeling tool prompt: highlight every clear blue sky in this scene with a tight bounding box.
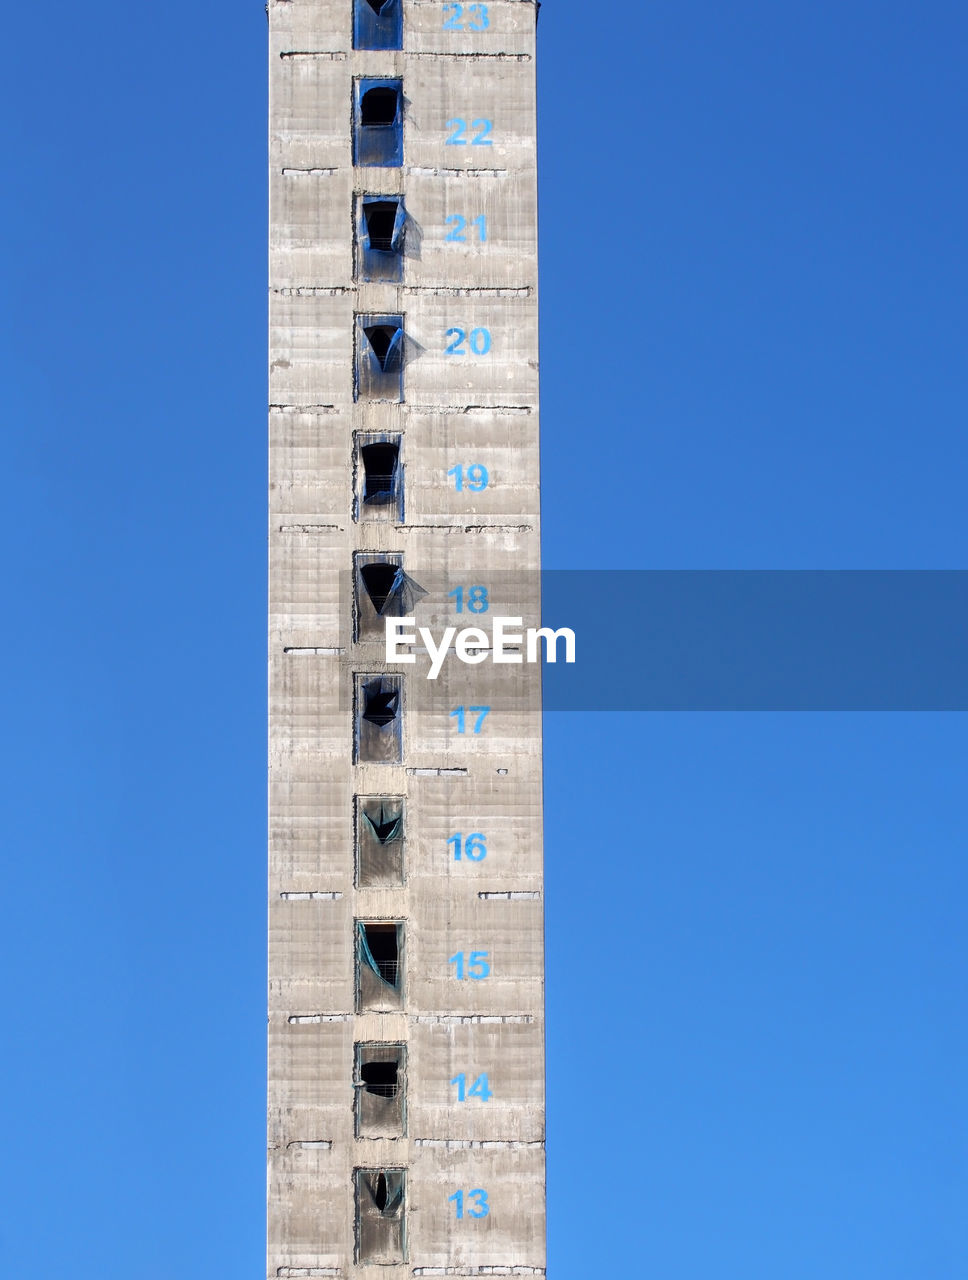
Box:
[2,2,966,1276]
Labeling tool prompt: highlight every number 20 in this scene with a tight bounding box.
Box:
[443,4,489,31]
[445,327,491,356]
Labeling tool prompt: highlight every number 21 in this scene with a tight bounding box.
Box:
[445,215,488,243]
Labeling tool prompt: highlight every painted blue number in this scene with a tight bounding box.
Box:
[445,327,491,356]
[446,118,492,146]
[451,1073,493,1101]
[448,586,489,614]
[446,118,468,145]
[450,706,491,734]
[448,832,488,861]
[442,4,489,31]
[448,951,491,979]
[445,215,486,243]
[469,1189,490,1218]
[448,463,490,492]
[469,326,491,354]
[445,327,466,355]
[468,1072,493,1100]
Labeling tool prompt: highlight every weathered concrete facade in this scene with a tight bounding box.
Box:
[268,2,544,1276]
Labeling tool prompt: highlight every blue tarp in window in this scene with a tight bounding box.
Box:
[359,438,401,512]
[353,0,402,51]
[356,921,404,1010]
[358,196,406,282]
[354,78,403,167]
[356,314,405,401]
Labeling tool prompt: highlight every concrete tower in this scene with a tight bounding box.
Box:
[268,3,544,1277]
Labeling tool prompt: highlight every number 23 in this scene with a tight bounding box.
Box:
[443,4,489,31]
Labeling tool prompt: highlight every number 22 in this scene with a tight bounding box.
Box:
[445,118,493,146]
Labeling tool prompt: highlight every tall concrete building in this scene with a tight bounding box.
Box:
[268,2,544,1277]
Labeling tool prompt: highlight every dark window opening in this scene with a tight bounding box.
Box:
[355,1042,406,1135]
[365,0,392,11]
[362,1059,399,1098]
[362,679,399,726]
[365,803,402,845]
[357,198,406,282]
[355,673,402,764]
[354,79,403,166]
[357,797,405,887]
[362,442,400,505]
[361,87,398,127]
[355,1168,406,1263]
[355,314,404,400]
[362,922,399,985]
[364,200,399,251]
[356,559,427,632]
[364,324,402,372]
[360,562,399,615]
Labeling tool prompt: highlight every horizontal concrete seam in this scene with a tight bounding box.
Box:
[287,1139,333,1149]
[478,891,541,901]
[408,52,532,62]
[412,1014,533,1025]
[412,1269,545,1277]
[463,524,534,533]
[269,403,339,413]
[282,647,344,656]
[390,524,534,536]
[279,50,347,60]
[400,287,531,297]
[405,404,531,415]
[288,1013,351,1024]
[280,167,339,176]
[274,287,354,296]
[279,891,343,900]
[277,524,344,533]
[408,167,507,178]
[406,767,468,777]
[413,1139,544,1150]
[277,1269,341,1278]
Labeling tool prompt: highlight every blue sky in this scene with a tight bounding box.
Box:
[2,2,966,1276]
